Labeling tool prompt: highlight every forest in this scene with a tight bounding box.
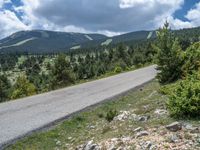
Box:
[0,24,200,119]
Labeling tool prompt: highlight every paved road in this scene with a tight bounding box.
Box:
[0,65,157,147]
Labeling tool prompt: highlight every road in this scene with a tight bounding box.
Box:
[0,65,157,148]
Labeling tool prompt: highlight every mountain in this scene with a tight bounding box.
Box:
[0,30,107,53]
[79,30,156,49]
[0,27,199,53]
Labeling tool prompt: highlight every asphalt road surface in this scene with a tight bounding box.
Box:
[0,65,157,147]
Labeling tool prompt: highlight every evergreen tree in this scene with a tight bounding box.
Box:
[154,21,184,83]
[51,54,74,89]
[0,75,11,102]
[11,75,36,99]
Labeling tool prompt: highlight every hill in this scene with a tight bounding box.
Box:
[0,27,199,53]
[0,30,106,53]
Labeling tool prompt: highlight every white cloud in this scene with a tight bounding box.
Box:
[119,0,152,8]
[23,0,184,32]
[185,2,200,26]
[0,0,199,38]
[0,10,29,38]
[162,2,200,30]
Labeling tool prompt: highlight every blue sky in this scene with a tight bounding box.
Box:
[0,0,200,38]
[174,0,199,21]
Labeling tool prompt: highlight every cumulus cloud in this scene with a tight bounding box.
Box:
[165,2,200,30]
[0,0,199,38]
[0,10,29,38]
[185,2,200,26]
[29,0,184,32]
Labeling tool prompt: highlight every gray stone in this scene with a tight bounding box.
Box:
[138,115,150,122]
[134,127,142,132]
[143,141,152,149]
[56,140,61,146]
[114,111,131,121]
[190,127,199,133]
[169,134,180,143]
[166,122,182,132]
[83,140,100,150]
[149,145,158,150]
[154,109,168,116]
[136,131,149,138]
[184,124,200,133]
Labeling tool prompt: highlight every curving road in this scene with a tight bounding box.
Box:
[0,65,157,148]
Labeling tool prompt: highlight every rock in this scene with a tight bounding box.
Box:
[129,113,138,120]
[184,124,199,133]
[137,115,150,122]
[56,140,61,146]
[136,131,149,138]
[139,141,157,150]
[154,109,168,116]
[166,122,182,132]
[190,127,199,133]
[88,125,96,129]
[131,114,150,122]
[169,134,180,143]
[133,127,142,132]
[141,141,152,149]
[68,137,72,140]
[114,111,131,121]
[149,145,158,150]
[83,140,100,150]
[111,138,119,142]
[121,136,132,143]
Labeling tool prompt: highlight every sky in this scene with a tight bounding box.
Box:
[0,0,200,38]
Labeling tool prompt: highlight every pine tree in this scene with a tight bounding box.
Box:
[154,21,184,83]
[51,53,74,89]
[0,75,11,102]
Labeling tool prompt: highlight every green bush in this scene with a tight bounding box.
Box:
[114,66,122,73]
[105,109,118,122]
[11,75,36,99]
[167,73,200,118]
[182,42,200,76]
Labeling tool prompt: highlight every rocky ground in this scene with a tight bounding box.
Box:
[76,111,200,150]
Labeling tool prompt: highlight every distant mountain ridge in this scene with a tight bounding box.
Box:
[0,30,106,53]
[0,26,199,53]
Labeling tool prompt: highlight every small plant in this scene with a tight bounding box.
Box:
[97,113,104,118]
[114,66,122,73]
[74,116,85,122]
[105,109,118,122]
[102,126,111,134]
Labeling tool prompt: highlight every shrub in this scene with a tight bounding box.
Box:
[114,66,122,73]
[11,75,36,99]
[167,73,200,118]
[105,109,118,122]
[97,113,104,118]
[182,42,200,76]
